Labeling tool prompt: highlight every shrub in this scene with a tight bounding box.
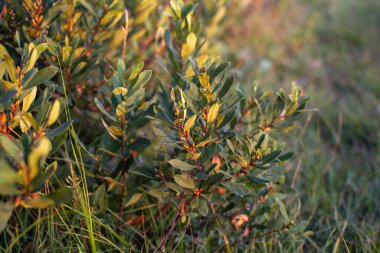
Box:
[0,0,309,251]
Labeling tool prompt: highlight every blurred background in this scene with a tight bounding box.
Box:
[220,0,380,251]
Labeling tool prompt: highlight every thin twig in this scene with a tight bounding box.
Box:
[211,204,231,253]
[121,9,129,58]
[118,116,127,235]
[153,198,183,253]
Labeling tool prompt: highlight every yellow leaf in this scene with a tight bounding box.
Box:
[184,115,197,133]
[198,72,211,90]
[22,87,37,112]
[207,103,220,123]
[26,48,37,72]
[109,126,123,136]
[46,100,61,126]
[181,33,197,59]
[116,101,128,118]
[235,154,249,168]
[186,152,201,161]
[113,87,128,96]
[195,139,215,148]
[100,10,124,27]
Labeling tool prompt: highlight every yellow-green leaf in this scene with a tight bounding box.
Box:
[27,137,52,181]
[0,201,14,232]
[169,159,195,171]
[125,193,142,207]
[3,55,17,82]
[174,174,196,189]
[22,87,37,113]
[22,196,55,209]
[19,113,35,132]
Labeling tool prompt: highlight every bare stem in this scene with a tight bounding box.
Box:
[118,116,127,235]
[153,198,183,253]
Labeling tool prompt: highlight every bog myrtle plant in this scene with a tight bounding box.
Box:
[0,0,309,252]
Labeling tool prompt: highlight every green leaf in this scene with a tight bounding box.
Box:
[148,189,170,199]
[129,166,157,180]
[46,120,72,138]
[0,90,18,104]
[134,70,152,89]
[31,161,58,191]
[77,0,97,16]
[0,201,14,232]
[46,188,73,206]
[261,150,282,164]
[26,66,58,89]
[93,184,108,214]
[165,182,184,194]
[212,62,230,82]
[218,75,234,98]
[245,175,269,185]
[198,198,209,217]
[0,134,21,161]
[174,174,196,189]
[275,197,289,221]
[223,182,250,197]
[254,134,266,150]
[21,68,38,88]
[94,98,117,122]
[278,152,296,161]
[201,174,224,189]
[169,159,195,171]
[127,138,151,151]
[218,109,236,129]
[0,159,19,185]
[226,138,235,154]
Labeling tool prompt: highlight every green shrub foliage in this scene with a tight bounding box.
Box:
[0,0,309,251]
